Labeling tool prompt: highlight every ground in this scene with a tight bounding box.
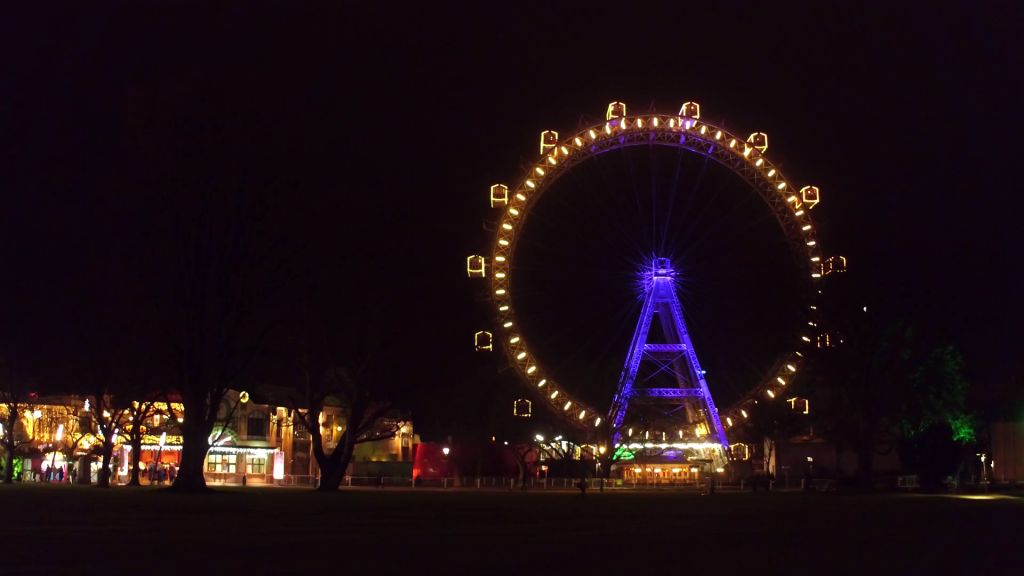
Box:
[0,485,1019,575]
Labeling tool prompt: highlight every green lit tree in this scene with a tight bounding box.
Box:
[810,316,976,487]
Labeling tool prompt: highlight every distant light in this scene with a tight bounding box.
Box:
[863,306,868,312]
[442,447,450,456]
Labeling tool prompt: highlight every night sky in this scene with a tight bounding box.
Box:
[2,3,1022,439]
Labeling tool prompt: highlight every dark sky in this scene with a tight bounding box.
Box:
[2,3,1022,438]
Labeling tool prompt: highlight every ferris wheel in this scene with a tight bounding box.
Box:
[467,101,845,459]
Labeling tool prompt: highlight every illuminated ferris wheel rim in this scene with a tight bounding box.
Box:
[476,102,836,435]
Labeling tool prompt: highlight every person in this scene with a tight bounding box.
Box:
[168,463,177,484]
[57,466,64,483]
[577,477,588,497]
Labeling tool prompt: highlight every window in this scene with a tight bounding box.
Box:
[246,457,266,475]
[206,454,237,473]
[246,413,268,439]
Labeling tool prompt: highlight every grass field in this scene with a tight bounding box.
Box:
[0,484,1020,575]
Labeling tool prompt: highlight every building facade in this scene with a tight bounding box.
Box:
[0,390,417,485]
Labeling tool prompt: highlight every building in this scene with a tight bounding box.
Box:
[0,390,417,485]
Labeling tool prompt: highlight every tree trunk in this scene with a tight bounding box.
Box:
[316,460,346,492]
[171,426,211,492]
[2,444,14,484]
[315,441,355,492]
[128,436,142,486]
[97,445,113,488]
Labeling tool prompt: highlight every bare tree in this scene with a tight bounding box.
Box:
[269,363,401,492]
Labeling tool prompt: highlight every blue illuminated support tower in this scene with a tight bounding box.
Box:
[609,258,728,465]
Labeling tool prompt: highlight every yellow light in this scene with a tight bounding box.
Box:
[747,132,768,153]
[619,118,628,129]
[606,101,626,120]
[634,467,642,473]
[801,336,812,342]
[537,379,547,387]
[498,239,509,246]
[604,123,612,135]
[802,224,812,231]
[652,117,659,127]
[539,130,558,154]
[516,193,526,201]
[495,290,505,297]
[502,223,513,231]
[466,255,486,277]
[559,146,569,155]
[627,428,633,437]
[812,273,822,278]
[516,352,527,360]
[787,196,798,203]
[740,410,749,419]
[767,168,776,177]
[636,118,644,128]
[534,167,545,176]
[525,180,536,189]
[777,377,787,386]
[526,365,537,374]
[794,210,804,216]
[550,390,559,399]
[563,401,572,411]
[786,364,796,372]
[743,146,752,158]
[578,410,586,419]
[507,208,519,217]
[574,137,583,146]
[699,125,707,135]
[499,305,509,311]
[509,336,520,343]
[489,184,509,207]
[588,129,597,140]
[755,158,764,167]
[729,139,737,148]
[776,181,786,190]
[679,101,700,119]
[594,417,602,427]
[726,417,733,426]
[714,130,722,140]
[495,272,506,278]
[800,185,821,209]
[806,240,816,246]
[474,331,493,352]
[495,255,507,262]
[546,155,557,166]
[766,389,775,398]
[503,321,513,328]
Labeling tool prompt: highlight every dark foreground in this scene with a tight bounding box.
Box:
[0,485,1020,575]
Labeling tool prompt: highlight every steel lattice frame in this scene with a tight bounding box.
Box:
[487,107,825,434]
